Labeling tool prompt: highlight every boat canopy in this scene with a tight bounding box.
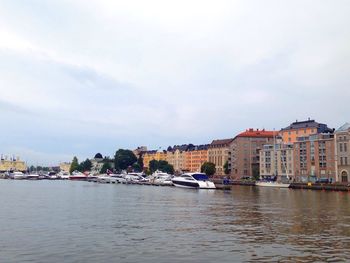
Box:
[192,173,209,181]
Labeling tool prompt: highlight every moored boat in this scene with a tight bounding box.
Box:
[255,181,290,188]
[69,171,87,181]
[172,173,216,189]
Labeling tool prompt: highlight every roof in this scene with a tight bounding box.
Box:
[281,119,332,132]
[236,129,276,138]
[210,138,234,146]
[336,123,350,133]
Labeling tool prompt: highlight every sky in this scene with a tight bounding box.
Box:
[0,0,349,166]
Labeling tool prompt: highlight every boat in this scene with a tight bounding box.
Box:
[27,174,40,180]
[11,171,26,180]
[151,171,173,186]
[172,173,216,189]
[57,171,70,180]
[69,171,87,181]
[255,180,290,188]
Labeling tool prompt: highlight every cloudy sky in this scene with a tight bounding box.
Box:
[0,0,349,165]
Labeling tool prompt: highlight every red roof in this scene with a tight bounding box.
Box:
[236,128,276,138]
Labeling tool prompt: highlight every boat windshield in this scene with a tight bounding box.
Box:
[192,174,209,181]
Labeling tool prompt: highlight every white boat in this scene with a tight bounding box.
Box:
[27,174,40,180]
[110,174,126,183]
[12,171,26,180]
[255,181,290,188]
[96,174,118,184]
[172,173,216,189]
[151,171,173,186]
[57,171,70,180]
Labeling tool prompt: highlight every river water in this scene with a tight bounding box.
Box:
[0,180,349,263]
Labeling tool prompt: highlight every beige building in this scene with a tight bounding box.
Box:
[0,155,27,172]
[166,149,187,173]
[259,143,294,180]
[335,123,350,183]
[208,138,233,176]
[59,162,71,173]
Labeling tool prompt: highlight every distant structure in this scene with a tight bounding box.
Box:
[280,119,333,143]
[229,129,275,179]
[0,155,27,172]
[335,123,350,183]
[209,138,234,176]
[59,162,71,173]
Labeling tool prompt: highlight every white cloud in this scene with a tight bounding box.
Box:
[0,0,349,165]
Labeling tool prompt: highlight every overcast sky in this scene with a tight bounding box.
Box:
[0,0,349,165]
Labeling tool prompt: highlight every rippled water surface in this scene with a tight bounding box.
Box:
[0,180,349,262]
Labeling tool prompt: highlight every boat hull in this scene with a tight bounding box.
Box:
[256,181,290,188]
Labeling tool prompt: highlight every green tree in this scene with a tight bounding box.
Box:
[100,162,111,174]
[70,156,80,174]
[80,159,92,172]
[223,161,230,175]
[149,160,174,174]
[201,162,216,177]
[137,156,144,170]
[132,163,142,172]
[114,149,137,171]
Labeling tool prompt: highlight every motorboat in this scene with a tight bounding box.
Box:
[47,171,58,180]
[69,171,87,181]
[110,174,126,184]
[172,173,216,189]
[11,171,26,180]
[255,180,290,188]
[96,174,117,184]
[57,171,70,180]
[27,174,40,180]
[151,171,173,186]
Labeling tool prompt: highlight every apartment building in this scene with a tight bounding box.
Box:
[335,123,350,183]
[208,138,233,176]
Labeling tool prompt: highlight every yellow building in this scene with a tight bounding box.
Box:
[185,146,209,172]
[59,162,71,173]
[0,156,27,172]
[142,150,167,169]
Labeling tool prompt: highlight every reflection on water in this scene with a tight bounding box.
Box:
[0,180,349,263]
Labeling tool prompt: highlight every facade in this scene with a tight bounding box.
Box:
[133,146,147,159]
[0,155,27,172]
[280,119,333,144]
[280,119,333,143]
[59,162,71,173]
[293,133,336,182]
[143,150,167,169]
[185,145,209,173]
[166,148,187,172]
[229,129,275,179]
[259,143,294,180]
[335,123,350,183]
[209,138,234,176]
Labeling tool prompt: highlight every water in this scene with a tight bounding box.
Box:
[0,180,349,263]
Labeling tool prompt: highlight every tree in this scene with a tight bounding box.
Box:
[70,157,80,174]
[201,162,216,177]
[149,160,174,174]
[223,161,230,175]
[137,156,144,170]
[132,163,142,172]
[114,149,137,171]
[100,162,111,174]
[80,159,92,172]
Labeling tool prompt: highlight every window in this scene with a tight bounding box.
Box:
[340,143,343,152]
[345,157,348,166]
[304,129,306,133]
[344,143,348,152]
[340,157,343,166]
[288,138,291,142]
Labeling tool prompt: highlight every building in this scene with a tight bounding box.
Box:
[166,145,193,173]
[293,133,336,182]
[133,146,147,158]
[59,162,71,173]
[280,119,333,144]
[209,138,234,176]
[229,129,275,179]
[259,143,294,180]
[142,150,167,169]
[335,123,350,183]
[0,155,27,172]
[185,145,209,173]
